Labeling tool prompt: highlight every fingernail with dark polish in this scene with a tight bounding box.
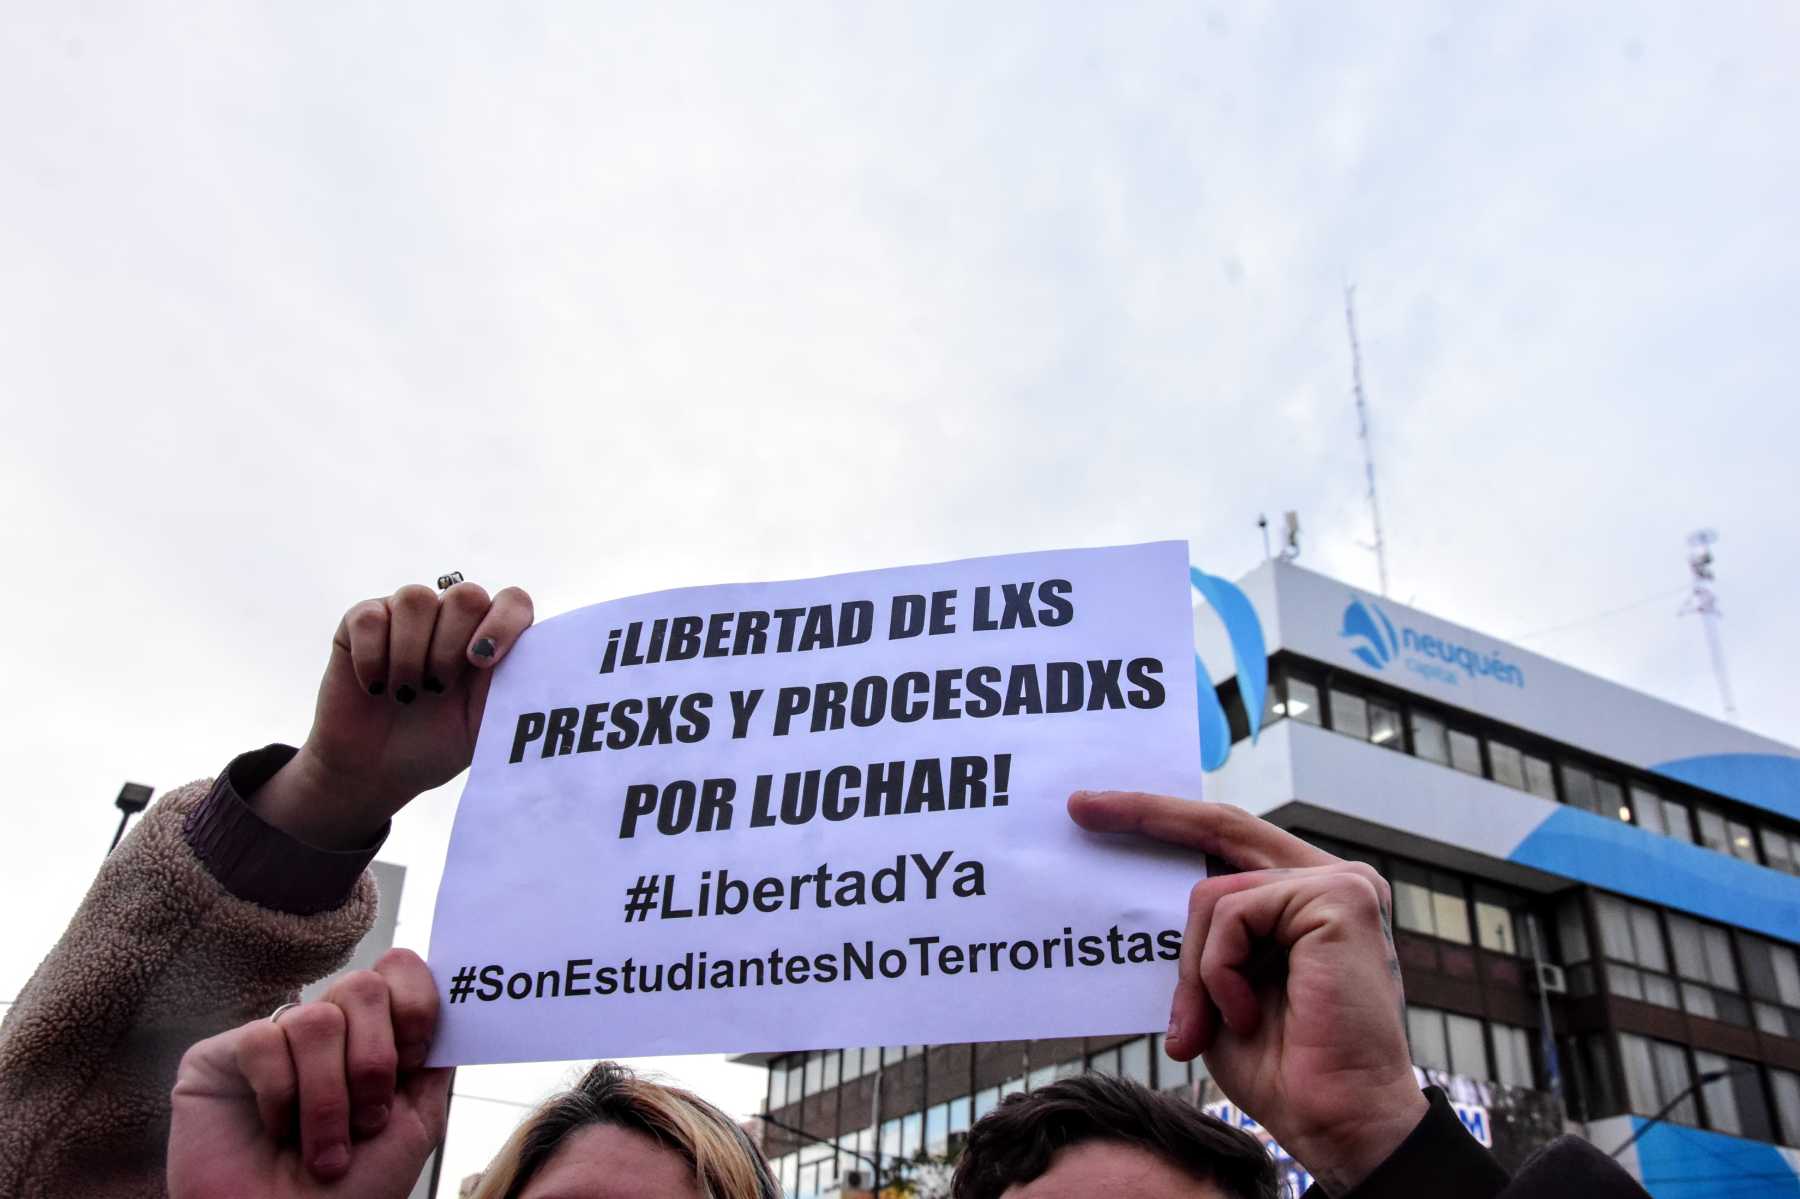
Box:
[367,681,385,696]
[422,676,445,694]
[395,684,417,704]
[472,637,496,659]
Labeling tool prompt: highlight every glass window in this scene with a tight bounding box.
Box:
[1410,711,1448,764]
[1595,777,1628,823]
[804,1052,823,1095]
[1579,1035,1620,1118]
[1489,741,1526,790]
[1121,1037,1153,1087]
[1286,676,1321,725]
[1563,765,1599,814]
[900,1111,922,1156]
[950,1096,971,1135]
[1694,1053,1735,1134]
[1448,730,1483,776]
[822,1050,840,1090]
[1661,798,1694,843]
[770,1061,789,1109]
[1595,896,1635,962]
[1368,699,1402,749]
[1697,809,1731,854]
[926,1103,949,1152]
[1331,688,1369,740]
[1652,1040,1698,1124]
[1474,896,1521,956]
[1088,1047,1120,1076]
[1407,1007,1450,1074]
[1557,898,1591,964]
[1630,906,1668,972]
[1728,820,1759,864]
[1632,786,1665,835]
[1763,829,1798,875]
[1523,754,1557,801]
[1432,883,1472,945]
[1393,866,1436,938]
[1492,1023,1535,1088]
[1619,1034,1659,1114]
[974,1086,1001,1119]
[1446,1013,1487,1079]
[1771,1068,1800,1146]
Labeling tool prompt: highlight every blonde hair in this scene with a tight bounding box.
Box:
[469,1061,778,1199]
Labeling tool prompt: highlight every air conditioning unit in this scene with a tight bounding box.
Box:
[1533,962,1568,995]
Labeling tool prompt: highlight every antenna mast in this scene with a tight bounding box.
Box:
[1345,286,1390,596]
[1682,530,1738,722]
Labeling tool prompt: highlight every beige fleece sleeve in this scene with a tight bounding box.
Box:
[0,779,378,1199]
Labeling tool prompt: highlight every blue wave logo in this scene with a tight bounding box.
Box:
[1191,567,1268,773]
[1340,596,1400,671]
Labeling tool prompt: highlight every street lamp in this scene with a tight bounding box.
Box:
[108,782,154,856]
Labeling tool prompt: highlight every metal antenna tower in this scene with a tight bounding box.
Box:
[1345,286,1390,596]
[1681,529,1738,722]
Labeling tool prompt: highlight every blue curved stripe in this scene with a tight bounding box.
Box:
[1190,567,1268,745]
[1651,753,1800,823]
[1194,653,1232,772]
[1633,1119,1800,1196]
[1510,806,1800,942]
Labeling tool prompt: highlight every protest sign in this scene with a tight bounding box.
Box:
[426,541,1204,1065]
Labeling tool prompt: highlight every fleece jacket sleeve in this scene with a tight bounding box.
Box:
[0,773,379,1199]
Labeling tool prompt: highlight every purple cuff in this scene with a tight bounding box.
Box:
[183,744,388,916]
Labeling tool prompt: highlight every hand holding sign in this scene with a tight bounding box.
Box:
[1068,791,1427,1194]
[255,582,536,850]
[427,542,1203,1065]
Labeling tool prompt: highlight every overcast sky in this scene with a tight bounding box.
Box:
[3,3,1797,1194]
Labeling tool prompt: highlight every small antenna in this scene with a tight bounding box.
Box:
[1681,529,1738,722]
[1345,286,1390,596]
[1257,513,1271,560]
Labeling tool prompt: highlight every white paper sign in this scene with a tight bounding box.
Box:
[426,542,1204,1066]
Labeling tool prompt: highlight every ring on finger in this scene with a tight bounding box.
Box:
[436,571,465,593]
[269,1001,302,1024]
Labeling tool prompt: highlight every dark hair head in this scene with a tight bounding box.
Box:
[951,1073,1277,1199]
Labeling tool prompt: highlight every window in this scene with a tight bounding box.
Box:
[1696,1052,1773,1141]
[1594,895,1678,1008]
[1727,819,1759,864]
[1121,1037,1153,1087]
[1407,1007,1490,1080]
[1331,688,1369,740]
[1392,864,1470,944]
[1563,764,1599,814]
[1473,887,1524,956]
[1619,1034,1697,1124]
[974,1086,1001,1119]
[1697,809,1731,855]
[1772,1068,1800,1146]
[804,1052,823,1096]
[1739,935,1800,1037]
[1523,754,1557,801]
[1411,712,1449,765]
[1491,1023,1535,1088]
[1632,786,1665,834]
[1286,676,1321,725]
[1489,741,1526,790]
[1666,913,1747,1024]
[822,1050,840,1090]
[1368,698,1402,748]
[769,1060,790,1109]
[949,1096,971,1136]
[1660,797,1694,843]
[926,1102,949,1152]
[1576,1036,1620,1118]
[1087,1046,1120,1076]
[1448,730,1483,777]
[1763,829,1798,875]
[1595,776,1628,823]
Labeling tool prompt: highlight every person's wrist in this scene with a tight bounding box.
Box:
[1286,1080,1429,1196]
[251,744,404,851]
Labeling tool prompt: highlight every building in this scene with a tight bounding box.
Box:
[734,560,1800,1199]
